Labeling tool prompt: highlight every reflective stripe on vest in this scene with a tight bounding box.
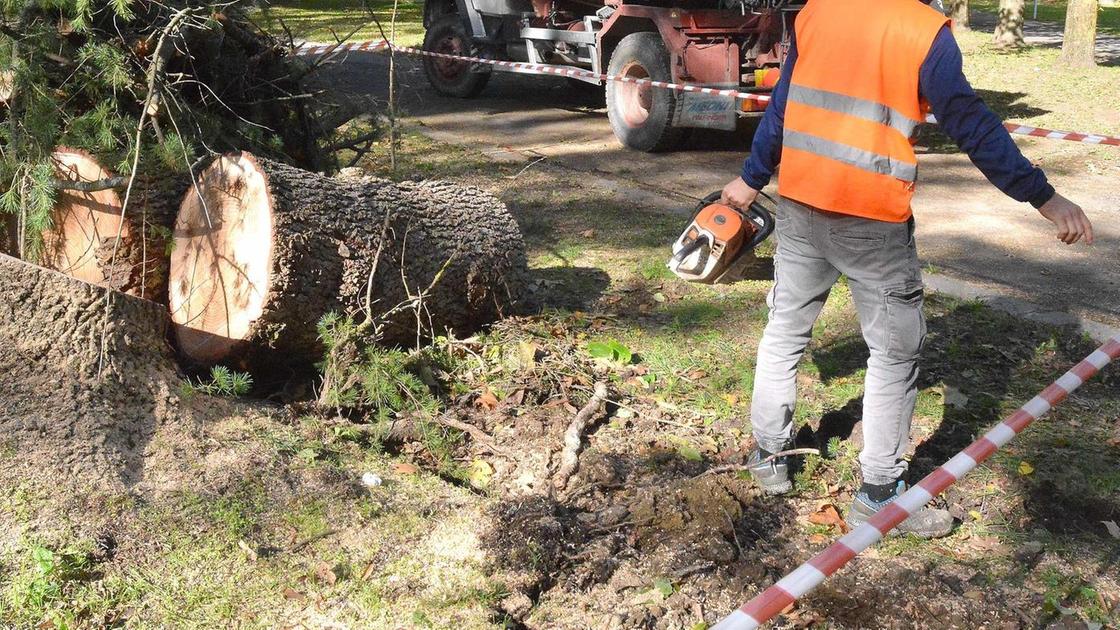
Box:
[776,0,948,222]
[783,129,918,182]
[787,85,921,140]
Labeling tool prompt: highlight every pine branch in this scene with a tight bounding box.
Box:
[52,176,128,192]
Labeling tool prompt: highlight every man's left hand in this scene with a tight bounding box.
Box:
[721,177,759,209]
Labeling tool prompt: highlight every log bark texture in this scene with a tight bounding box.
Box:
[169,153,528,368]
[42,149,188,301]
[0,253,185,485]
[1060,0,1099,67]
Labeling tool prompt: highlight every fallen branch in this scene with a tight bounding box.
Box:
[695,448,821,478]
[553,381,609,493]
[52,176,128,192]
[433,412,508,456]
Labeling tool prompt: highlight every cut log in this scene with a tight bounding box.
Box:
[168,152,527,368]
[41,149,185,300]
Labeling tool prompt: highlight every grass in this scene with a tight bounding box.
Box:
[953,29,1120,136]
[3,131,1119,627]
[255,0,426,46]
[353,132,1120,625]
[970,0,1120,35]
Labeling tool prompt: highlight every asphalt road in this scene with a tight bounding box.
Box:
[320,51,1120,333]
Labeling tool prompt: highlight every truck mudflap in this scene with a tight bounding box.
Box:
[673,85,738,131]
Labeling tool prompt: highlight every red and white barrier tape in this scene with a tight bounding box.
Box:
[296,38,1120,147]
[713,333,1120,630]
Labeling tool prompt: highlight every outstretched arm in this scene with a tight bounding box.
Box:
[921,26,1093,245]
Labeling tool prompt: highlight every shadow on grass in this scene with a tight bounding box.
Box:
[808,295,1120,539]
[916,88,1051,155]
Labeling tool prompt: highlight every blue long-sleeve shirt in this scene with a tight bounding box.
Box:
[741,26,1055,209]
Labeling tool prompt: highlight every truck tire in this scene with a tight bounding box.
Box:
[422,15,490,98]
[606,32,685,152]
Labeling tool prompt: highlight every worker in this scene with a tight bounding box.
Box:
[722,0,1094,538]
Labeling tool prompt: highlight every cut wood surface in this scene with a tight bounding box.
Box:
[41,149,186,300]
[169,152,528,368]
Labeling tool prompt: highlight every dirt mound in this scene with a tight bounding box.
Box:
[373,316,1055,629]
[0,254,224,489]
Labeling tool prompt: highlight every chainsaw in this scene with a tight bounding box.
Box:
[667,190,776,284]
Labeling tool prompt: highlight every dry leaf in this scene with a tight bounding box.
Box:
[1017,461,1035,476]
[580,228,596,238]
[315,560,337,585]
[687,369,708,380]
[282,587,307,601]
[393,462,419,475]
[475,387,499,410]
[967,535,1005,554]
[1103,520,1120,539]
[237,539,258,562]
[518,341,538,369]
[361,561,377,581]
[807,503,849,533]
[808,533,828,544]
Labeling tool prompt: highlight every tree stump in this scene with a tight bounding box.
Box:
[41,149,186,301]
[168,152,527,368]
[0,253,185,485]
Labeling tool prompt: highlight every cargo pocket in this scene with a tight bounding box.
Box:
[885,284,926,360]
[829,228,886,252]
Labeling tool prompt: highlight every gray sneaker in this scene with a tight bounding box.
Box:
[746,446,793,495]
[847,479,953,539]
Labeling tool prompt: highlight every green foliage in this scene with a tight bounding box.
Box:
[1,542,97,628]
[317,312,441,423]
[587,338,633,365]
[0,0,333,258]
[181,365,253,398]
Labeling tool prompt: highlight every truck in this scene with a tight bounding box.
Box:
[419,0,799,151]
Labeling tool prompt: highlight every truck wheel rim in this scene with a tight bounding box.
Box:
[618,61,652,127]
[433,34,469,81]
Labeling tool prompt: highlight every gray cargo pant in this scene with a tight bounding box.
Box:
[750,196,926,485]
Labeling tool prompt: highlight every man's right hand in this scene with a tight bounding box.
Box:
[1037,193,1094,245]
[720,177,760,210]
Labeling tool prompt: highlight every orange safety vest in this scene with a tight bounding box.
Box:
[778,0,948,222]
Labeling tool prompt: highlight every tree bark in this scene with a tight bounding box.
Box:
[168,152,528,369]
[1060,0,1099,67]
[0,253,187,486]
[993,0,1026,48]
[947,0,971,32]
[41,149,188,302]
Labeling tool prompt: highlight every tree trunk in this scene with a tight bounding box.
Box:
[168,152,528,369]
[0,211,15,256]
[0,252,187,486]
[1060,0,1099,67]
[992,0,1026,47]
[42,149,187,301]
[947,0,971,32]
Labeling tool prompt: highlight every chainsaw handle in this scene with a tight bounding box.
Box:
[697,191,776,250]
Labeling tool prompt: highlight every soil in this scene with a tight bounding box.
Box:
[388,318,1073,630]
[0,262,1113,627]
